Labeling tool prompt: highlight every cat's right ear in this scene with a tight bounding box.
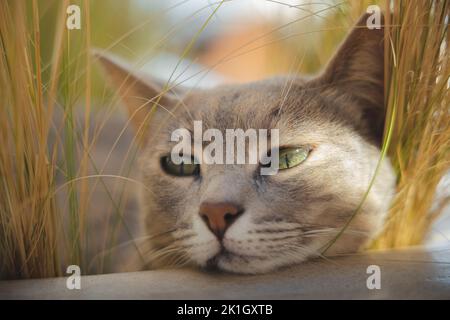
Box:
[310,13,385,143]
[93,50,179,139]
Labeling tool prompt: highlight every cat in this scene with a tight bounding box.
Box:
[95,13,395,274]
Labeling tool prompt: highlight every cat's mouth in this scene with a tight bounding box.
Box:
[205,245,262,270]
[205,246,228,269]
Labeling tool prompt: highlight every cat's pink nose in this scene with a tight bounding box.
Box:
[199,202,242,240]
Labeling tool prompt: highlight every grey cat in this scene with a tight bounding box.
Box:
[96,13,395,274]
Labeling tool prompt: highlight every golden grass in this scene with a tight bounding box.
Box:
[0,0,63,278]
[0,0,89,278]
[0,0,448,279]
[371,0,450,248]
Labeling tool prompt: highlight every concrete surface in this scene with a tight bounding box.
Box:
[1,247,449,299]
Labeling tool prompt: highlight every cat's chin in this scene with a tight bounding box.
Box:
[203,249,307,275]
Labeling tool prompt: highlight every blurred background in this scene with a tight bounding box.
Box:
[37,0,375,95]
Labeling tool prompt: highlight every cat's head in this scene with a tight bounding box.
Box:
[96,13,395,274]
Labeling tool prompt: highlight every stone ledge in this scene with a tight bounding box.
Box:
[1,247,449,299]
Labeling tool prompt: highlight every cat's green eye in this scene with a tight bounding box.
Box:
[160,155,199,177]
[278,147,310,170]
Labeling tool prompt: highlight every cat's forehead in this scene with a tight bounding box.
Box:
[170,76,318,131]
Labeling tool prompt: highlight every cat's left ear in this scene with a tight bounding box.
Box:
[93,50,181,142]
[313,12,385,142]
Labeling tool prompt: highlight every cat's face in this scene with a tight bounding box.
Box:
[97,13,395,274]
[138,79,394,274]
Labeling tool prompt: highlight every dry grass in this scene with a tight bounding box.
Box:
[371,0,450,248]
[0,0,448,279]
[1,0,62,278]
[0,0,88,278]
